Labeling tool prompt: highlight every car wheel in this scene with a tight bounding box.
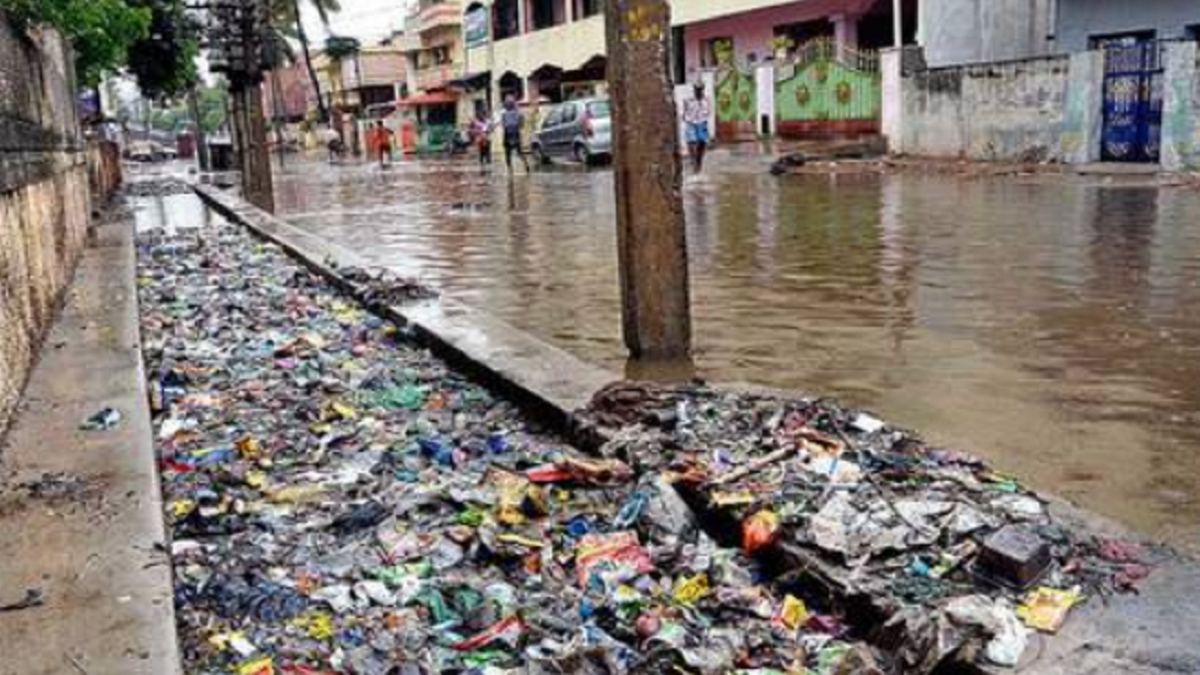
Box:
[532,144,550,166]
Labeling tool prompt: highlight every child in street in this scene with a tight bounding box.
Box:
[470,108,493,168]
[372,121,393,168]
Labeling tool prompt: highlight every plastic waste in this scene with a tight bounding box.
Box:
[80,407,122,430]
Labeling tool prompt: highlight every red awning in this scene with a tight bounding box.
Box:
[396,92,458,108]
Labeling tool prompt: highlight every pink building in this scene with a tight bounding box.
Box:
[679,0,916,79]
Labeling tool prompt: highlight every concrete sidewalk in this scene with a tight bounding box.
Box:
[0,208,180,674]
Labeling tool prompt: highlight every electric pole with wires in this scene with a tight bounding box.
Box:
[206,0,274,212]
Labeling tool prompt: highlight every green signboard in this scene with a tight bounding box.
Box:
[465,8,489,48]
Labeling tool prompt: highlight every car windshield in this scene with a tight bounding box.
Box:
[587,100,611,118]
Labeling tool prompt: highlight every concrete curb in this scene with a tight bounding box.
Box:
[0,209,181,675]
[194,185,1200,675]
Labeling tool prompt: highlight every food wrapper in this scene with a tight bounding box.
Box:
[575,531,655,586]
[775,594,810,631]
[742,510,781,555]
[452,615,526,651]
[672,573,710,606]
[1017,586,1082,633]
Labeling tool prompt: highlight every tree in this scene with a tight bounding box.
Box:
[271,0,341,124]
[197,84,229,135]
[1,0,151,87]
[125,0,198,99]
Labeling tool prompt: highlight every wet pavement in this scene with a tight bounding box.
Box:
[269,154,1200,554]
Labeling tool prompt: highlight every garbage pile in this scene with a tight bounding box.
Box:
[338,266,438,308]
[138,221,894,674]
[580,383,1166,673]
[125,177,194,198]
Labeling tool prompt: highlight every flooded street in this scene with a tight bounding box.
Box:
[272,154,1200,552]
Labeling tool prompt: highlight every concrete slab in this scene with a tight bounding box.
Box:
[0,213,181,675]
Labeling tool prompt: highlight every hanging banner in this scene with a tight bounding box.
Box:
[465,8,490,48]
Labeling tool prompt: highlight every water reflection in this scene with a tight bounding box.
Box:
[272,157,1200,552]
[132,193,211,234]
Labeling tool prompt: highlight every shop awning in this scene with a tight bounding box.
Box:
[396,92,458,108]
[449,71,491,91]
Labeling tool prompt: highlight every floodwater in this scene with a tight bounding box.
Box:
[272,154,1200,552]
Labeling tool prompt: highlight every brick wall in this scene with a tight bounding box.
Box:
[0,13,91,435]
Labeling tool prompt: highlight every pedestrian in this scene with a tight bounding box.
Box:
[682,81,712,174]
[322,126,344,164]
[372,121,393,168]
[499,95,530,174]
[470,108,493,168]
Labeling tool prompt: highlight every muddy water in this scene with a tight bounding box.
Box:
[273,157,1200,551]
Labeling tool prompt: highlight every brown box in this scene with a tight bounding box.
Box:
[973,525,1052,591]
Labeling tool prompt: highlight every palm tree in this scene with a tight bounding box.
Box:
[270,0,340,123]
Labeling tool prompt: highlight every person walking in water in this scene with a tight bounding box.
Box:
[372,121,393,168]
[470,108,493,168]
[499,95,530,173]
[682,82,712,174]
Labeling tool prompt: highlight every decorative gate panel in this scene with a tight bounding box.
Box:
[775,39,880,138]
[1101,41,1163,163]
[715,67,758,142]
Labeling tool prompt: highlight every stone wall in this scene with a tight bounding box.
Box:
[0,14,91,434]
[899,55,1071,161]
[1161,41,1200,172]
[887,43,1200,169]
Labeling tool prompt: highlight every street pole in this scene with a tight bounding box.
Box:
[231,78,275,212]
[604,0,691,360]
[271,67,287,169]
[892,0,903,47]
[225,0,275,212]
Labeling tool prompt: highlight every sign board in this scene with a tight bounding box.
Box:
[465,8,489,48]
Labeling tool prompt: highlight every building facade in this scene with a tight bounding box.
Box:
[919,0,1200,68]
[674,0,909,78]
[1055,0,1200,53]
[918,0,1056,67]
[399,0,467,151]
[454,0,912,145]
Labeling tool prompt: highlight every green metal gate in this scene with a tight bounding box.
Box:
[715,66,758,141]
[775,39,881,138]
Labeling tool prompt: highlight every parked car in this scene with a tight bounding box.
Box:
[531,97,611,166]
[127,140,172,162]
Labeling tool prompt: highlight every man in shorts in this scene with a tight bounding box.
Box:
[682,82,712,174]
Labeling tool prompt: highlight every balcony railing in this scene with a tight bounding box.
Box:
[416,1,461,33]
[415,62,463,90]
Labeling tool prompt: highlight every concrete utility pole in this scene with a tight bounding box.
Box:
[208,0,274,212]
[230,79,274,211]
[604,0,691,360]
[893,0,903,47]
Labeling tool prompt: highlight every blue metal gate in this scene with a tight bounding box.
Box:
[1101,41,1163,163]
